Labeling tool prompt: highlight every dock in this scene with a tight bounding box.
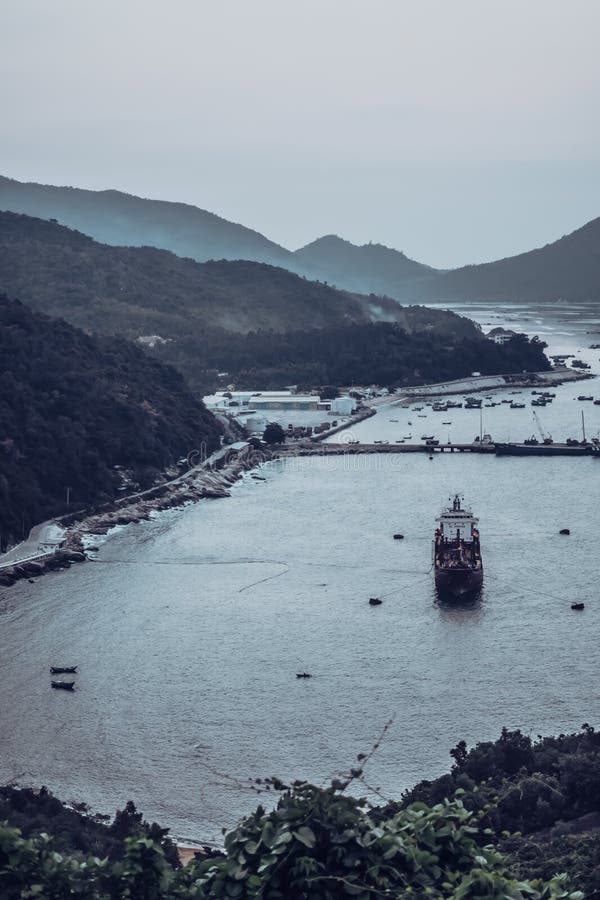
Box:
[290,442,493,456]
[287,441,597,457]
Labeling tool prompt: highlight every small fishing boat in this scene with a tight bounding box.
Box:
[51,680,75,691]
[50,666,77,674]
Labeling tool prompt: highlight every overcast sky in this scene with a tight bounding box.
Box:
[2,0,599,267]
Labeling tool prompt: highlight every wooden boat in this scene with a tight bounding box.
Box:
[51,680,75,691]
[571,602,585,611]
[50,666,77,674]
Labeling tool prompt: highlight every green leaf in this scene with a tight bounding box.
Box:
[261,821,277,849]
[293,826,316,848]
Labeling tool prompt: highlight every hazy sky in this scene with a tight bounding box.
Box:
[2,0,600,267]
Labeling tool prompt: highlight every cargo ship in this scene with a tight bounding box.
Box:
[494,441,591,456]
[434,495,483,596]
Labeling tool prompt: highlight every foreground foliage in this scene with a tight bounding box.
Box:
[393,726,600,896]
[0,781,582,898]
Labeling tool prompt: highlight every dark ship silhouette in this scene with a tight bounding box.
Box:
[434,495,483,597]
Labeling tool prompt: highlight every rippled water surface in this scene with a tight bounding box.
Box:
[0,302,599,842]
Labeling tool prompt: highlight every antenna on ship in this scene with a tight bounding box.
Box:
[582,411,586,443]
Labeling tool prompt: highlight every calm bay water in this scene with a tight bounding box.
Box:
[0,302,599,843]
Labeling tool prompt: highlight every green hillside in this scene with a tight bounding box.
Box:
[0,295,221,545]
[0,211,407,336]
[417,217,600,302]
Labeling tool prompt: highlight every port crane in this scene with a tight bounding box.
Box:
[532,409,553,444]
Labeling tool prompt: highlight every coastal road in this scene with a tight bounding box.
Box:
[0,444,235,570]
[0,520,65,569]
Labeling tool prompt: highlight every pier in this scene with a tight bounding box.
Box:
[321,442,495,454]
[288,441,597,457]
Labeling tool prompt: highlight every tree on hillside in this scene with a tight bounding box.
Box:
[262,422,286,445]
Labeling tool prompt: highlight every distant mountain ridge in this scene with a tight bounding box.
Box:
[294,234,436,297]
[0,176,434,295]
[1,175,598,302]
[0,175,297,269]
[415,216,600,302]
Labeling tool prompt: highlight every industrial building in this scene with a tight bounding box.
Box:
[202,389,357,433]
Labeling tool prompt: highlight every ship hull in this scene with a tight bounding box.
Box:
[434,566,483,597]
[494,442,590,456]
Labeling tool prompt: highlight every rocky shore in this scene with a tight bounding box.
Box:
[0,548,88,587]
[65,450,264,547]
[0,448,263,588]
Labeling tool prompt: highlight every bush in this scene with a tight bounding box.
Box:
[0,781,582,898]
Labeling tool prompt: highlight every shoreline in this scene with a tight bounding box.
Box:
[0,446,263,588]
[393,366,594,400]
[1,368,593,589]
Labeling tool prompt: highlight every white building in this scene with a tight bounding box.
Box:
[487,328,516,345]
[234,413,268,434]
[203,390,320,411]
[329,396,356,416]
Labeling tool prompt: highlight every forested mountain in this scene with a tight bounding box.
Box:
[416,216,600,302]
[157,323,549,392]
[0,295,221,544]
[0,210,550,402]
[3,175,598,303]
[0,211,409,335]
[293,234,437,298]
[0,175,296,268]
[0,211,486,392]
